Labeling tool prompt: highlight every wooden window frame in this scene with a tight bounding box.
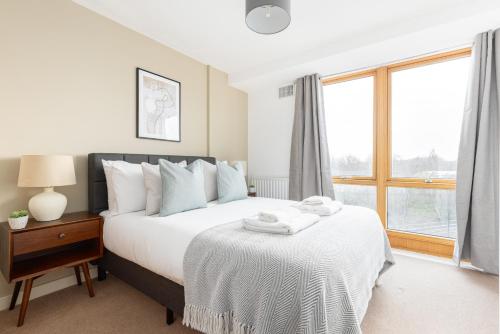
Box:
[321,48,471,258]
[387,48,471,188]
[323,70,377,183]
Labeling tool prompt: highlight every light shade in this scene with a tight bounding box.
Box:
[18,155,76,188]
[246,0,290,35]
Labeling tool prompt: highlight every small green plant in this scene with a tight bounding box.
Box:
[9,210,28,219]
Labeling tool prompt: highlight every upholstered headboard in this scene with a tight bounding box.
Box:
[88,153,216,214]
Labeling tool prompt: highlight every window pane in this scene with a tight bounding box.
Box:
[333,184,376,210]
[324,76,374,177]
[387,187,457,238]
[391,57,469,179]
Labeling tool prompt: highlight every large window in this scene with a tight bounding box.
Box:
[322,49,470,256]
[390,57,469,180]
[323,72,377,210]
[323,74,374,178]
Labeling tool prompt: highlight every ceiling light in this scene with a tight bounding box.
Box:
[245,0,291,35]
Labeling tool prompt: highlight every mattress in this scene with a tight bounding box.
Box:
[102,197,296,284]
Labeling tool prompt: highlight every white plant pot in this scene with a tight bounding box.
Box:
[8,215,29,230]
[249,186,256,193]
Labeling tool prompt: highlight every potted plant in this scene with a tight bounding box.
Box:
[248,184,256,193]
[8,210,29,230]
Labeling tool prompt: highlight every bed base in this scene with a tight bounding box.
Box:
[97,249,184,325]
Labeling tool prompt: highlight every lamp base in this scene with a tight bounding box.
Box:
[28,187,67,222]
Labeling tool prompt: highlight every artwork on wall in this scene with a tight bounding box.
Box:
[136,68,181,142]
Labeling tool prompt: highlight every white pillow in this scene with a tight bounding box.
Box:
[141,161,187,215]
[102,160,146,215]
[198,159,218,202]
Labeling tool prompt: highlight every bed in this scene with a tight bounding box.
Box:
[88,153,394,333]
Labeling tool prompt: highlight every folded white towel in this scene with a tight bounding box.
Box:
[243,213,320,235]
[301,196,333,206]
[293,201,343,216]
[258,207,301,223]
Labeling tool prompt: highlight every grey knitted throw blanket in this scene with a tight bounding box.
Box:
[183,206,394,334]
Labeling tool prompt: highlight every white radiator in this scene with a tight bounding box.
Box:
[248,176,289,200]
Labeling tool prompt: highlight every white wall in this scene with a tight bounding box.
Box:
[243,9,500,178]
[248,87,294,177]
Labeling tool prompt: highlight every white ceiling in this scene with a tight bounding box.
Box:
[74,0,500,87]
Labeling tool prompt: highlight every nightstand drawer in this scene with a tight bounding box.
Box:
[13,220,100,256]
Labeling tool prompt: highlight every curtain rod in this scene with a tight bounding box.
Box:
[319,43,472,80]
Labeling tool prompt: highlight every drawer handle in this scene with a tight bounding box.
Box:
[58,233,66,239]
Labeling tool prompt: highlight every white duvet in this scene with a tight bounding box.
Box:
[103,197,298,284]
[102,197,387,286]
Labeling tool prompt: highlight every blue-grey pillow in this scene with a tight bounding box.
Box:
[159,159,207,216]
[217,162,248,203]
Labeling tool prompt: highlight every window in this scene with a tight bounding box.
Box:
[323,72,377,210]
[323,74,374,178]
[387,55,469,239]
[333,184,377,211]
[390,57,469,179]
[387,187,457,239]
[322,49,470,256]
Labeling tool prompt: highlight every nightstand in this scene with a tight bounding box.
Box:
[248,192,257,197]
[0,212,103,326]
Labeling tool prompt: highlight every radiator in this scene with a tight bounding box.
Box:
[248,176,289,200]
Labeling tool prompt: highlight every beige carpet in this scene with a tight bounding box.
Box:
[0,254,497,334]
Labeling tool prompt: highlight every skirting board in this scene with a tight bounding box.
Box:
[392,249,478,271]
[0,267,97,312]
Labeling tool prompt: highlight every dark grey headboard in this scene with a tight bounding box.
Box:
[88,153,216,214]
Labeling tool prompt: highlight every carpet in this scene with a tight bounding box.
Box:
[0,253,497,334]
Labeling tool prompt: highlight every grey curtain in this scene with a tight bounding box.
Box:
[454,29,499,275]
[289,74,335,201]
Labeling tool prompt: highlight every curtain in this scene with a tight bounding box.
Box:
[289,74,335,201]
[454,29,499,275]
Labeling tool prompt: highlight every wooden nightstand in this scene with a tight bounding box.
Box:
[0,212,103,326]
[248,192,257,197]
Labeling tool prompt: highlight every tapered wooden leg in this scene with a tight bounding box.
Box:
[17,278,33,327]
[166,307,174,325]
[97,265,107,281]
[81,262,95,297]
[74,265,82,286]
[9,281,22,310]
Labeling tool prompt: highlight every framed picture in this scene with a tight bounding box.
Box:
[136,68,181,142]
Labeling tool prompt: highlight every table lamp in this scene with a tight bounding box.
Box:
[18,155,76,221]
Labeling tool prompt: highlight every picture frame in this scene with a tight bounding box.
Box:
[136,68,181,142]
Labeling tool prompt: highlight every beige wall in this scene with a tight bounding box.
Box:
[208,67,248,161]
[0,0,247,299]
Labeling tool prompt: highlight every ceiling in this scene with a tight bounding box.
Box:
[74,0,500,86]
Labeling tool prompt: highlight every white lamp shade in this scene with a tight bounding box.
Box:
[18,155,76,188]
[230,160,247,177]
